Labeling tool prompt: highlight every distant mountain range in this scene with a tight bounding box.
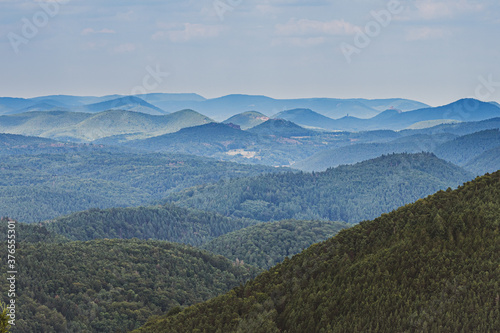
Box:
[0,93,429,120]
[276,99,500,131]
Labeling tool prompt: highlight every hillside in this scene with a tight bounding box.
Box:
[302,99,500,131]
[0,133,63,155]
[0,237,257,332]
[294,133,456,171]
[402,116,500,137]
[167,153,473,223]
[135,170,500,333]
[123,124,409,167]
[45,204,258,246]
[201,220,348,269]
[128,122,258,156]
[433,129,500,166]
[77,96,168,115]
[0,109,213,142]
[223,111,269,130]
[464,146,500,175]
[0,217,66,243]
[406,119,461,130]
[272,108,338,130]
[0,151,285,222]
[247,119,319,137]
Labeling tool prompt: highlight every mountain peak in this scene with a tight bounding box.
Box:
[248,118,317,136]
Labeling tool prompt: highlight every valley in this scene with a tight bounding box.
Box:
[1,94,499,332]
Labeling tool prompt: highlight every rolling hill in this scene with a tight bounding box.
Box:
[300,99,500,131]
[293,133,457,172]
[247,119,319,137]
[166,153,473,223]
[76,96,168,115]
[0,133,61,155]
[402,116,500,137]
[128,122,258,156]
[134,170,500,333]
[294,124,500,172]
[464,146,500,176]
[433,129,500,166]
[405,119,461,130]
[223,111,270,130]
[0,151,285,222]
[201,219,348,269]
[180,95,428,121]
[44,204,258,246]
[272,108,338,130]
[0,235,257,332]
[123,121,390,167]
[0,94,429,120]
[0,109,213,142]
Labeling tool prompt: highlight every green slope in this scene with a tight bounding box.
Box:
[0,217,67,243]
[464,146,500,176]
[201,219,348,269]
[247,119,319,137]
[293,133,456,172]
[0,151,285,222]
[0,109,213,142]
[135,170,500,333]
[0,236,257,332]
[0,133,120,156]
[167,153,473,223]
[223,111,270,130]
[433,129,500,166]
[44,204,258,246]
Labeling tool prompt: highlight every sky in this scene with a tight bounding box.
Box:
[1,0,499,106]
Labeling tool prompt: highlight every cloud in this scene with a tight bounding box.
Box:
[412,0,484,20]
[152,23,224,42]
[272,36,326,47]
[113,43,136,53]
[81,28,116,36]
[405,27,452,41]
[275,18,358,37]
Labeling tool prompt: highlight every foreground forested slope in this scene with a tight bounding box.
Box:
[0,233,257,332]
[135,170,500,332]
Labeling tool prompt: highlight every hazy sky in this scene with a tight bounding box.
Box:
[1,0,499,106]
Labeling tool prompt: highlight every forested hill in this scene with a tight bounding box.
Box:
[135,170,500,333]
[167,153,473,223]
[201,220,348,269]
[0,151,285,222]
[45,204,258,246]
[0,217,67,243]
[0,238,258,332]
